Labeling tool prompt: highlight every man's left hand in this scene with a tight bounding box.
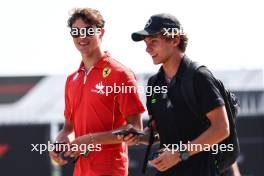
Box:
[64,135,87,158]
[148,150,181,172]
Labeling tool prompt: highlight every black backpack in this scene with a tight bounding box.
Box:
[181,60,240,174]
[143,59,240,174]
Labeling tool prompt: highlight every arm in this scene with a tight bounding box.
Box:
[64,113,143,157]
[188,105,230,156]
[88,113,142,145]
[187,68,229,155]
[55,118,74,142]
[49,118,74,165]
[149,105,230,172]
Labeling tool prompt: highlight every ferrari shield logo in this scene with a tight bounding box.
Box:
[103,67,111,78]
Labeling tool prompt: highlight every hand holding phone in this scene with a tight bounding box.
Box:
[112,128,144,136]
[52,142,78,165]
[59,151,79,164]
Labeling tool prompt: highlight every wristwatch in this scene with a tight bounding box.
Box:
[179,150,190,161]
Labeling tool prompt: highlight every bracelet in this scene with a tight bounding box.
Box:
[82,133,95,157]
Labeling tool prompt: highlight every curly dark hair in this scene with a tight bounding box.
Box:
[160,28,188,52]
[67,8,105,28]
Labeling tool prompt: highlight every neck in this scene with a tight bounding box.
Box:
[163,52,184,79]
[81,48,104,69]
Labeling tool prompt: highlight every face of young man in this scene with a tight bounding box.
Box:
[71,18,104,55]
[144,35,179,65]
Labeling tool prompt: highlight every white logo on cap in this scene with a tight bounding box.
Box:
[145,18,152,28]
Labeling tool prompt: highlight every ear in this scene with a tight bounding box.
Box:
[98,28,105,38]
[171,35,180,48]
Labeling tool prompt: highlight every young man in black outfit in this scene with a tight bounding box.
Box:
[123,13,240,176]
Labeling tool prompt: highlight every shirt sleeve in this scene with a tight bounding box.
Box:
[64,77,72,120]
[117,70,145,117]
[193,68,225,115]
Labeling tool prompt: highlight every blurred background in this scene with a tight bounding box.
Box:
[0,0,263,176]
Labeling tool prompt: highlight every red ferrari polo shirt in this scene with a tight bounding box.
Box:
[64,51,145,176]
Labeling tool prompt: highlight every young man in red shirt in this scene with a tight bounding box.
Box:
[49,8,145,176]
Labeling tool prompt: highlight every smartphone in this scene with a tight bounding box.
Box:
[59,151,79,164]
[52,142,79,164]
[112,129,145,136]
[52,142,68,154]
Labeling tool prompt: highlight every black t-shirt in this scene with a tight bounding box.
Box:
[146,56,225,176]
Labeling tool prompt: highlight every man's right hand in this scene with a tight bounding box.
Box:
[49,132,70,166]
[115,124,141,145]
[49,150,68,166]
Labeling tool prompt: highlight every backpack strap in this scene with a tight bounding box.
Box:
[141,118,155,174]
[142,74,159,174]
[180,58,205,118]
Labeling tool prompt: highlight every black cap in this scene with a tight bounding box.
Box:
[131,13,181,42]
